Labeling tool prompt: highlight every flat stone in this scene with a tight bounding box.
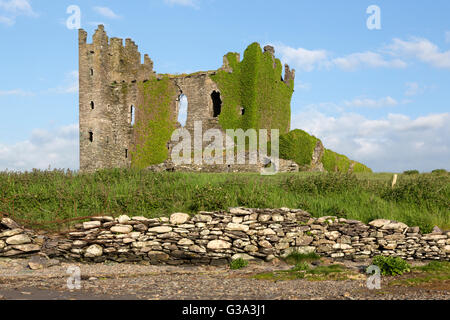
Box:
[0,240,5,250]
[170,213,190,225]
[423,234,447,240]
[132,216,151,222]
[85,244,103,258]
[110,225,133,234]
[232,217,244,224]
[296,246,316,254]
[262,228,276,236]
[333,243,352,250]
[1,218,20,229]
[189,245,206,253]
[296,236,313,246]
[232,253,256,261]
[259,240,272,248]
[258,214,271,222]
[369,219,391,228]
[147,251,169,260]
[207,240,232,250]
[226,223,249,232]
[272,214,284,222]
[2,249,23,256]
[148,226,173,234]
[193,215,213,223]
[6,234,31,245]
[331,252,345,258]
[91,216,114,222]
[178,238,194,246]
[0,229,23,238]
[383,221,408,231]
[229,208,252,215]
[244,245,258,253]
[13,244,40,252]
[83,221,101,230]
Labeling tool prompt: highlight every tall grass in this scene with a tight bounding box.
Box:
[0,169,448,231]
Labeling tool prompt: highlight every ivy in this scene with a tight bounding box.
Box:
[211,43,293,134]
[131,77,177,168]
[279,129,320,167]
[322,149,372,173]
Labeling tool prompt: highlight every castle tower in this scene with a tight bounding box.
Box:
[79,25,154,172]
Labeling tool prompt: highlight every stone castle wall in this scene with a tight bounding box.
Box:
[1,208,448,265]
[79,25,295,172]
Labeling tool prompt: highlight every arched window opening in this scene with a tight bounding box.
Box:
[90,68,94,76]
[177,94,188,127]
[241,107,245,115]
[89,131,94,143]
[211,91,222,118]
[90,101,95,110]
[130,105,135,126]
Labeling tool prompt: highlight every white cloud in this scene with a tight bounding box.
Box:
[387,37,450,69]
[164,0,200,9]
[344,96,399,108]
[295,81,311,91]
[291,109,450,172]
[0,15,13,25]
[276,44,406,72]
[93,6,121,19]
[404,82,426,97]
[277,45,328,72]
[0,89,33,96]
[0,0,37,25]
[0,124,79,171]
[332,52,407,71]
[46,71,78,94]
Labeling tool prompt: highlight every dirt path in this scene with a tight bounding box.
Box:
[0,258,449,300]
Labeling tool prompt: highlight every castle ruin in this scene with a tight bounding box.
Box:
[79,25,296,172]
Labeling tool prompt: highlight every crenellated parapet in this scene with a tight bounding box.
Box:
[284,64,296,84]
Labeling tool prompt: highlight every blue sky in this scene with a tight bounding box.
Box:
[0,0,449,172]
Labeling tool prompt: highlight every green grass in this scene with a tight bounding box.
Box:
[284,252,321,265]
[253,263,352,281]
[389,261,450,287]
[0,169,448,231]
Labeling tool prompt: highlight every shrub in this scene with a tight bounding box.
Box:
[371,256,411,276]
[230,258,249,270]
[432,169,447,175]
[403,170,420,175]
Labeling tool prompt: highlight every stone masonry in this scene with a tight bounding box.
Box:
[79,25,295,172]
[1,208,448,265]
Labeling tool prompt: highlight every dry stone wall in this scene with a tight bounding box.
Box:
[1,208,449,265]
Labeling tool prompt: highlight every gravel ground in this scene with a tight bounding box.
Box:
[0,258,449,300]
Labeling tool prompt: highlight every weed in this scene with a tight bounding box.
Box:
[230,258,248,270]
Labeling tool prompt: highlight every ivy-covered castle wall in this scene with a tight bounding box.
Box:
[79,25,371,173]
[79,26,296,171]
